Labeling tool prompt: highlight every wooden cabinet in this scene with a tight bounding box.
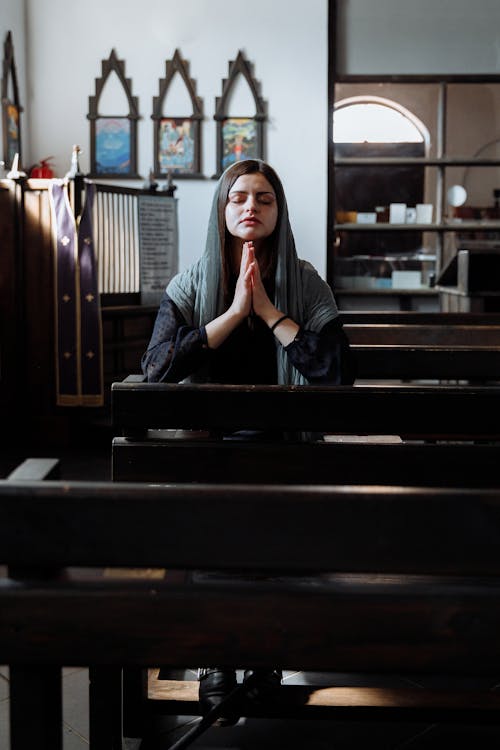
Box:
[0,178,159,444]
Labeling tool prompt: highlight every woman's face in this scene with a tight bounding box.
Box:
[224,172,278,246]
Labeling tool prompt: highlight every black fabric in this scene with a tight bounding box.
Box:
[142,293,355,385]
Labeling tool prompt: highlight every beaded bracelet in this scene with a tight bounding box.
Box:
[270,314,289,333]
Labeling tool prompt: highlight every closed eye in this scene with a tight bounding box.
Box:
[228,191,276,205]
[258,194,276,205]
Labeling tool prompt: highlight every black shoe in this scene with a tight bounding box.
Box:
[198,668,239,727]
[243,669,282,707]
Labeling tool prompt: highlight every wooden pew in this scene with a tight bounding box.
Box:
[339,316,500,381]
[134,310,500,383]
[341,321,500,380]
[4,472,500,747]
[113,438,500,486]
[351,344,500,381]
[112,380,500,488]
[339,311,500,325]
[110,380,500,745]
[112,381,500,441]
[344,323,500,346]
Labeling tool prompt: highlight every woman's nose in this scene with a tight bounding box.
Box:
[246,194,259,211]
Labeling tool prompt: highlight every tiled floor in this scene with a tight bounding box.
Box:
[0,666,90,750]
[3,441,500,748]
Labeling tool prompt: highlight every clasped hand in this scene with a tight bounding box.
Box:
[231,242,276,323]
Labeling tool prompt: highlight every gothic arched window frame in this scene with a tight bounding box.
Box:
[152,49,203,179]
[2,31,23,169]
[214,50,266,178]
[87,49,140,179]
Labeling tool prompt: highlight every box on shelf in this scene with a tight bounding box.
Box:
[391,270,422,289]
[335,210,357,224]
[356,212,377,224]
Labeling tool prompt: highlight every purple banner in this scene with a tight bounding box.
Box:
[49,181,103,406]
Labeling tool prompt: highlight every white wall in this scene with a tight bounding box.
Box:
[338,0,500,74]
[22,0,329,276]
[5,0,500,280]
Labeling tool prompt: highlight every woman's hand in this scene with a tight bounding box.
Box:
[245,242,276,324]
[205,244,253,349]
[247,241,300,346]
[229,242,254,319]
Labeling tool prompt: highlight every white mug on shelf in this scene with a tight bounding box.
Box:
[389,203,407,224]
[405,207,417,224]
[416,203,433,224]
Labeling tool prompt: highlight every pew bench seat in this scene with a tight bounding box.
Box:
[147,672,500,723]
[5,468,500,747]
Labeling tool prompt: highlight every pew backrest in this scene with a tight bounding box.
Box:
[3,477,500,674]
[112,382,500,440]
[340,322,500,380]
[3,479,500,575]
[344,323,500,346]
[339,312,500,325]
[112,438,500,486]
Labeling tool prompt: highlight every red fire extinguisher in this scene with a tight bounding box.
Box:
[30,157,55,178]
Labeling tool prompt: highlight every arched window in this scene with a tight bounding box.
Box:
[333,97,430,258]
[334,96,427,144]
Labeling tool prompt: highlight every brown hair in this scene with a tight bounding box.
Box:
[217,160,285,304]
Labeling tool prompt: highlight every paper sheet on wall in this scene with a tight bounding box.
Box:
[138,194,178,305]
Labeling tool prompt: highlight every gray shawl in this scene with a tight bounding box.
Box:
[167,164,339,385]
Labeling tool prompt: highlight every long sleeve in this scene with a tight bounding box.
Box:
[141,293,209,382]
[142,294,356,386]
[285,318,356,385]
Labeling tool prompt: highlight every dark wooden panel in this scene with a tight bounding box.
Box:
[101,305,157,386]
[88,667,123,750]
[10,666,62,750]
[111,382,500,439]
[112,439,500,487]
[0,182,23,421]
[3,481,500,574]
[353,345,500,380]
[2,576,500,674]
[339,312,500,324]
[345,324,500,346]
[23,186,56,416]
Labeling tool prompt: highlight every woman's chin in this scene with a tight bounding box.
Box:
[235,229,266,244]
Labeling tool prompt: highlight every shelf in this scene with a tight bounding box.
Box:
[435,285,500,298]
[336,288,438,296]
[328,69,500,308]
[335,74,500,84]
[335,223,500,233]
[335,157,500,167]
[346,254,437,262]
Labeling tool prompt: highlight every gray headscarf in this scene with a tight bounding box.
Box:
[167,160,339,385]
